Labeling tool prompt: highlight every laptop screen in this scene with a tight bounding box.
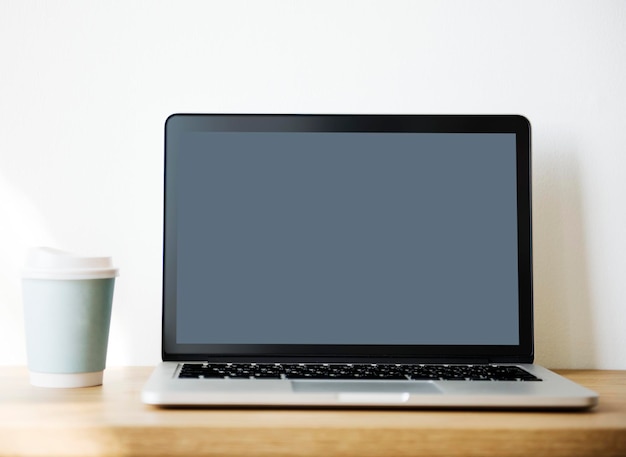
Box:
[163,115,533,362]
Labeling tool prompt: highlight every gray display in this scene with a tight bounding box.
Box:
[176,132,519,345]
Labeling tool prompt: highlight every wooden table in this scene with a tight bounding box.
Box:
[1,367,625,457]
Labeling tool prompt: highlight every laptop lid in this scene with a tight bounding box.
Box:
[162,114,532,364]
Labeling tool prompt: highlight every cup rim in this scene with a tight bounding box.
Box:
[22,247,119,280]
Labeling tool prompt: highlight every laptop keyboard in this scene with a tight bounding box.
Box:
[179,363,542,381]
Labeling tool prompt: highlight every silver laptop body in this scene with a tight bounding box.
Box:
[142,114,597,409]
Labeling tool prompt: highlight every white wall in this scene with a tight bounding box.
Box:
[1,1,625,369]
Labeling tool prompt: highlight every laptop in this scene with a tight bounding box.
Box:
[142,114,598,409]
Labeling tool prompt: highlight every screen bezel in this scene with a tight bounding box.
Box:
[162,114,533,363]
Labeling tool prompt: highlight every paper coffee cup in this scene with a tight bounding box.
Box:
[22,247,118,388]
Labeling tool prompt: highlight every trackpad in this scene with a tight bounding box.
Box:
[291,380,442,394]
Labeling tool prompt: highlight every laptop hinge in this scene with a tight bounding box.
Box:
[186,356,496,365]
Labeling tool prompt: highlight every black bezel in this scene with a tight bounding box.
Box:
[163,114,533,364]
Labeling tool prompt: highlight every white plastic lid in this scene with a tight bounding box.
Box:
[22,247,119,280]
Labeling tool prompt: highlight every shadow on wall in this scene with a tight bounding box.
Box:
[0,173,59,365]
[533,144,596,369]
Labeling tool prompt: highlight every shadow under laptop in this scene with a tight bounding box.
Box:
[154,403,597,412]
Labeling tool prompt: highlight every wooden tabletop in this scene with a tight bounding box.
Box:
[1,366,625,457]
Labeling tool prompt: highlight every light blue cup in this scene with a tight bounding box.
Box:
[22,247,118,388]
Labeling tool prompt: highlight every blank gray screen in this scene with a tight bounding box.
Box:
[176,132,519,345]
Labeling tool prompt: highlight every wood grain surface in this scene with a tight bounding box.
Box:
[1,367,625,457]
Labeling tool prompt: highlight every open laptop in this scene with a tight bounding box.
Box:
[142,114,598,409]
